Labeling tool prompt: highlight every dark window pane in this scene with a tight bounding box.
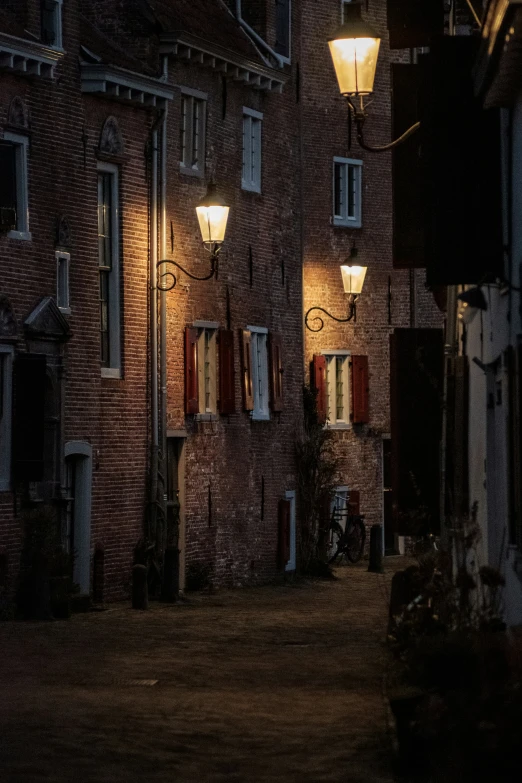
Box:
[192,98,199,167]
[0,143,17,214]
[275,0,290,57]
[41,0,57,45]
[180,95,188,166]
[100,271,110,365]
[98,173,112,270]
[348,165,355,217]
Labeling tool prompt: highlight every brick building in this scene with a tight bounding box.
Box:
[0,0,443,609]
[300,0,442,553]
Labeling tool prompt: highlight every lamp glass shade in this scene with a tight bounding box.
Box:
[340,265,367,295]
[196,204,230,245]
[328,35,380,96]
[457,301,478,325]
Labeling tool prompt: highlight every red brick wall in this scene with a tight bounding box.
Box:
[164,39,303,587]
[0,0,153,602]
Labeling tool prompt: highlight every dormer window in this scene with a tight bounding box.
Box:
[275,0,291,60]
[41,0,63,49]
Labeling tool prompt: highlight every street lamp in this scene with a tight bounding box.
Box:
[158,182,230,291]
[457,286,487,325]
[329,3,420,152]
[305,257,367,332]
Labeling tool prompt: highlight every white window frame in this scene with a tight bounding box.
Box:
[4,132,31,241]
[179,87,207,177]
[0,346,14,492]
[194,320,218,419]
[333,156,362,228]
[341,0,353,23]
[97,162,121,379]
[242,108,263,193]
[56,250,70,313]
[42,0,63,50]
[323,350,352,429]
[248,325,270,421]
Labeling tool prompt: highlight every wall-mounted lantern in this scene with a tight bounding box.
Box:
[457,286,487,325]
[329,3,419,152]
[158,182,230,291]
[305,259,367,332]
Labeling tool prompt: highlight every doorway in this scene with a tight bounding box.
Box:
[166,436,186,591]
[383,438,397,555]
[64,442,92,595]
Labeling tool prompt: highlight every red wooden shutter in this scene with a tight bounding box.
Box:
[312,354,327,425]
[218,329,235,414]
[184,326,198,415]
[239,329,254,411]
[278,498,291,569]
[351,355,369,424]
[13,353,47,481]
[269,332,283,412]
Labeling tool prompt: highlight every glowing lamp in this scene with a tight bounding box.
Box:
[340,264,367,295]
[328,4,381,97]
[196,183,230,246]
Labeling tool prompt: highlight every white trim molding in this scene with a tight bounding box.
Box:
[0,32,62,78]
[160,34,285,93]
[81,64,174,106]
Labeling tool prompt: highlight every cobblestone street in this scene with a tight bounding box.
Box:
[0,562,397,782]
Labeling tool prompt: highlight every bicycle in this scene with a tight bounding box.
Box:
[327,494,366,564]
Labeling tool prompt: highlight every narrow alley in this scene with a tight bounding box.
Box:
[0,563,395,782]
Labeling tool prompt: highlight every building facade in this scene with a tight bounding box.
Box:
[1,0,444,609]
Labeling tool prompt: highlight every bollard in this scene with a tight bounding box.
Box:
[368,524,384,573]
[161,546,180,602]
[132,564,148,610]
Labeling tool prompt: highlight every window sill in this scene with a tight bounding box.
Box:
[325,423,351,431]
[7,230,32,241]
[195,413,218,422]
[242,182,261,194]
[332,218,361,229]
[101,367,122,380]
[179,165,204,178]
[251,411,270,422]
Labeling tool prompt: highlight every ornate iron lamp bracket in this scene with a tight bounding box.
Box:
[157,243,220,292]
[305,294,357,332]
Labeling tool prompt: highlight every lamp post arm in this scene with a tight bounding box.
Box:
[355,118,420,153]
[157,246,219,292]
[346,97,420,152]
[305,295,357,332]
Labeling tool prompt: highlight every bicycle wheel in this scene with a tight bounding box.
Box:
[327,521,344,565]
[345,519,366,563]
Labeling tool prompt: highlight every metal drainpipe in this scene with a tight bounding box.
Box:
[149,119,159,544]
[159,57,168,549]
